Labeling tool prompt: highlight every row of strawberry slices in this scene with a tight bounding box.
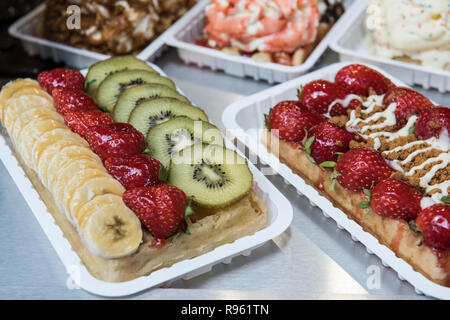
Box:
[266,64,450,251]
[38,68,192,244]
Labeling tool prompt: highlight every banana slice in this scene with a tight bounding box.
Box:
[9,106,63,145]
[37,140,86,187]
[11,86,53,102]
[0,79,40,122]
[3,94,55,131]
[77,194,142,258]
[31,128,88,169]
[16,118,66,167]
[47,147,104,192]
[60,168,109,222]
[68,176,125,223]
[49,158,106,221]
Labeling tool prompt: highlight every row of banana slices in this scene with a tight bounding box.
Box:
[0,79,142,258]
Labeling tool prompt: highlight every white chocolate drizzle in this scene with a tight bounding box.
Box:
[345,94,450,206]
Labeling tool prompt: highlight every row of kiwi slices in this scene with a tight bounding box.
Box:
[84,56,253,208]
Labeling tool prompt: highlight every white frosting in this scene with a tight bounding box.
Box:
[325,94,363,117]
[365,0,450,70]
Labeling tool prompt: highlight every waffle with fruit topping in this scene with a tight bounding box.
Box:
[263,64,450,286]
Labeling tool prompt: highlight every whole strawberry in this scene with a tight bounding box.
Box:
[85,123,146,160]
[336,147,395,191]
[383,87,434,127]
[52,88,98,115]
[369,179,422,220]
[123,184,190,239]
[105,154,162,189]
[309,122,355,164]
[298,80,361,116]
[335,64,394,96]
[415,106,450,139]
[413,204,450,250]
[266,100,325,142]
[64,109,114,137]
[38,68,85,94]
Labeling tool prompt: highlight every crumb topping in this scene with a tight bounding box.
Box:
[343,93,449,203]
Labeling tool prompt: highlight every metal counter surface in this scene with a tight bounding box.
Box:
[0,48,446,300]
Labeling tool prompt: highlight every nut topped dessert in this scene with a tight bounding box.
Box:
[39,0,196,55]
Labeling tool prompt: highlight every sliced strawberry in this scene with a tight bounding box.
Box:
[309,122,355,164]
[298,80,361,116]
[383,87,434,126]
[369,179,422,220]
[84,123,146,160]
[64,110,114,137]
[336,147,395,191]
[267,100,325,142]
[335,64,394,96]
[37,68,84,94]
[104,154,162,189]
[415,106,450,139]
[413,203,450,250]
[52,88,98,115]
[123,184,192,239]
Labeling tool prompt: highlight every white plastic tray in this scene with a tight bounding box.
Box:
[221,62,450,300]
[329,0,450,93]
[8,1,209,69]
[0,62,293,297]
[166,0,356,83]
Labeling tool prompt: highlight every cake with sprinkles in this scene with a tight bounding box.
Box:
[365,0,450,71]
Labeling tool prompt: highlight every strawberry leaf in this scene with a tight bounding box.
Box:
[264,114,271,130]
[297,85,304,99]
[158,165,169,182]
[329,168,341,192]
[359,201,369,209]
[185,196,195,217]
[300,129,315,163]
[441,196,450,204]
[408,221,424,246]
[408,122,415,135]
[171,232,179,244]
[320,161,336,168]
[363,188,371,199]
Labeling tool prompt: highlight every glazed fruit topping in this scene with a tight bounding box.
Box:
[336,147,395,191]
[382,87,434,127]
[412,204,450,250]
[104,154,162,190]
[335,64,394,96]
[266,100,325,142]
[84,123,146,160]
[123,184,192,239]
[52,88,98,115]
[298,79,361,116]
[38,68,85,94]
[368,178,422,220]
[415,106,450,139]
[64,109,114,138]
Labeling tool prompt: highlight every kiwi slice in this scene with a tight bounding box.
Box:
[128,98,208,136]
[112,84,190,122]
[96,70,177,112]
[146,116,223,168]
[169,144,253,208]
[85,56,156,97]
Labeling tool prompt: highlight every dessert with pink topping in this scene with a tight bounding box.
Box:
[199,0,345,66]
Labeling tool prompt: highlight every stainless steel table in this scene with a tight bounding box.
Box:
[0,48,446,300]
